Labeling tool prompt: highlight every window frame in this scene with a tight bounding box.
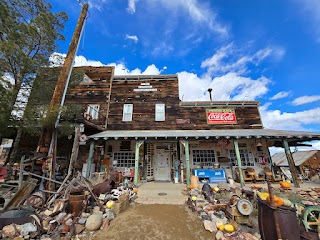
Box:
[229,149,254,166]
[122,104,133,122]
[192,149,216,167]
[87,104,100,120]
[155,103,165,121]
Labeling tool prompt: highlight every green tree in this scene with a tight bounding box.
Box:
[0,0,68,139]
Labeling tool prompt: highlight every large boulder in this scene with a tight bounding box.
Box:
[85,213,103,231]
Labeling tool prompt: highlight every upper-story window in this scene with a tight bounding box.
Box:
[123,104,133,121]
[87,104,99,120]
[155,103,165,121]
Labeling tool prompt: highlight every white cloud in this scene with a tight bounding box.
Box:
[49,53,105,67]
[125,34,139,43]
[127,0,138,14]
[296,0,320,42]
[145,0,228,37]
[260,104,320,130]
[178,71,270,101]
[292,95,320,106]
[201,44,285,76]
[270,91,291,100]
[88,0,108,11]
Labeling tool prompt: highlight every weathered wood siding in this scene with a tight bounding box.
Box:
[177,103,262,130]
[107,76,262,130]
[107,76,181,130]
[66,66,113,128]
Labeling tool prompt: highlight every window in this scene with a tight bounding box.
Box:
[229,149,254,166]
[120,141,131,151]
[192,149,216,167]
[87,105,99,120]
[113,152,135,168]
[123,104,133,121]
[155,103,165,121]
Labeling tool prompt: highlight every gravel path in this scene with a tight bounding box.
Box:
[94,203,213,240]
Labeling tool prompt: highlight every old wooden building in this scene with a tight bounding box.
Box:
[15,66,320,187]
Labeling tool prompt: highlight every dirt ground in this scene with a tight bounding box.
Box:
[94,203,213,240]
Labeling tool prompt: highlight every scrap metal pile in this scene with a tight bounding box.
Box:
[0,173,136,239]
[187,179,320,240]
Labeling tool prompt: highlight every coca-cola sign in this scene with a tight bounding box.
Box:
[206,109,237,124]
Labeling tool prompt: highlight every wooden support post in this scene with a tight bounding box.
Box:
[143,142,147,180]
[282,139,300,188]
[134,140,144,186]
[86,140,94,179]
[234,139,245,187]
[180,140,191,186]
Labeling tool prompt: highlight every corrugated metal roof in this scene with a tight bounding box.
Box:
[89,128,320,140]
[272,150,319,166]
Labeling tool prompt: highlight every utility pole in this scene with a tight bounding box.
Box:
[36,3,89,156]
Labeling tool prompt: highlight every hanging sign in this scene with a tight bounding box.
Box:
[206,109,237,124]
[255,152,269,166]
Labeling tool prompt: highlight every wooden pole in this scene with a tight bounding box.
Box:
[184,140,191,187]
[37,3,89,154]
[234,139,245,187]
[134,140,144,186]
[282,139,300,188]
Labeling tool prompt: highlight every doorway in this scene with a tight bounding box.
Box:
[154,147,171,181]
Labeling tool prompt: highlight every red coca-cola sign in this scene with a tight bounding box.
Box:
[206,109,237,124]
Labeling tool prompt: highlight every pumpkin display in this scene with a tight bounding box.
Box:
[224,224,235,232]
[280,181,291,189]
[266,195,284,206]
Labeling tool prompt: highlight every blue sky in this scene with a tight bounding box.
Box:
[49,0,320,150]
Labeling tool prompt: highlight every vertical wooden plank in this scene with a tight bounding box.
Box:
[86,140,94,179]
[282,139,300,188]
[234,139,245,187]
[184,140,191,187]
[134,140,144,186]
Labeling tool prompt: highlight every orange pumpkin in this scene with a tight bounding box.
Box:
[280,181,291,189]
[189,185,194,189]
[253,184,261,189]
[266,195,284,206]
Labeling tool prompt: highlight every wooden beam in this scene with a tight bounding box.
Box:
[234,139,245,187]
[134,140,144,186]
[282,139,300,188]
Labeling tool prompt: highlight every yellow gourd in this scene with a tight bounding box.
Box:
[217,225,225,231]
[191,196,197,201]
[224,224,234,232]
[106,200,115,209]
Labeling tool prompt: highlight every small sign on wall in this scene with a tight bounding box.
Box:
[206,109,237,124]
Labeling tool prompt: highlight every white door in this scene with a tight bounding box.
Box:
[154,148,171,181]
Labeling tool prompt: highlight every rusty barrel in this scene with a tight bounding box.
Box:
[68,193,85,217]
[258,198,300,240]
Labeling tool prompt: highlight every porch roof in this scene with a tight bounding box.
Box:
[88,128,320,141]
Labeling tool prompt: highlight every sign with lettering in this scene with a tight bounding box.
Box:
[176,119,190,124]
[206,109,237,124]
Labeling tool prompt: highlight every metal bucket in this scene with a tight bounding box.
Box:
[258,198,300,240]
[68,194,85,217]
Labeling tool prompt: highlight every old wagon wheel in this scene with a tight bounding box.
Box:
[291,201,306,218]
[302,206,320,233]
